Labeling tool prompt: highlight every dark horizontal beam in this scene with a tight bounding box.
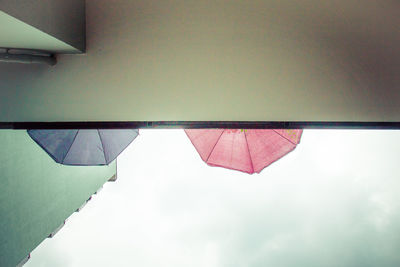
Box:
[1,121,400,130]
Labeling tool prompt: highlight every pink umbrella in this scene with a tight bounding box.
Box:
[184,129,303,174]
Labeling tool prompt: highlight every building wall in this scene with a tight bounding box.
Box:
[0,130,116,267]
[0,0,399,122]
[0,0,85,51]
[0,11,78,53]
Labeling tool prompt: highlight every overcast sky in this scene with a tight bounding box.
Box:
[26,129,400,267]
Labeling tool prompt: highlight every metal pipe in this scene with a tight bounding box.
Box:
[0,51,57,66]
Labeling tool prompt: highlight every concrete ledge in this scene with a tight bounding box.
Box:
[108,174,118,182]
[48,221,65,238]
[0,0,85,53]
[16,254,30,267]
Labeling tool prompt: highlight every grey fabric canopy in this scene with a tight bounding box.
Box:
[27,129,139,166]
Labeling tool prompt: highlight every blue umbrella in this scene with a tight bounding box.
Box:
[27,129,139,166]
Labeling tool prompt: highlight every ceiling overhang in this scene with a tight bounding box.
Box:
[0,0,85,53]
[0,0,399,125]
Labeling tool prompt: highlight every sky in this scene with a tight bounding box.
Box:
[26,129,400,267]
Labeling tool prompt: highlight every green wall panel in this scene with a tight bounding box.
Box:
[0,0,85,52]
[0,130,116,267]
[0,11,78,53]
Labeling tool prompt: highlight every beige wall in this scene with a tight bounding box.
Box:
[0,0,399,122]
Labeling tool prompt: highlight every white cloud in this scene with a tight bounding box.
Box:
[26,130,400,267]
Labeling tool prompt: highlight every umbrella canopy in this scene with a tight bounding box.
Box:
[185,129,303,174]
[27,129,139,166]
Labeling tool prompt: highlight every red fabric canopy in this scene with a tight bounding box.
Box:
[185,129,303,174]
